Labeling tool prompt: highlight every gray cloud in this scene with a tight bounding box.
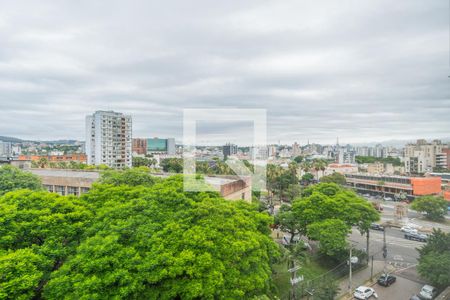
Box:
[0,0,448,145]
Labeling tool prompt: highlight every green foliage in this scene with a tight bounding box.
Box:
[293,156,304,163]
[0,248,50,300]
[355,156,402,166]
[301,172,314,183]
[132,156,157,168]
[0,166,42,196]
[292,183,379,256]
[267,164,298,202]
[160,158,183,173]
[320,172,346,185]
[99,167,159,187]
[307,219,350,256]
[0,190,92,299]
[43,176,279,299]
[275,205,303,243]
[417,229,450,288]
[411,196,448,221]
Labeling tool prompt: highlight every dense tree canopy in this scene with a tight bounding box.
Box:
[411,196,448,221]
[319,172,346,185]
[99,167,160,187]
[0,170,279,299]
[417,229,450,288]
[290,183,379,256]
[0,165,42,196]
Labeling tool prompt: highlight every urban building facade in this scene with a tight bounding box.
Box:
[223,143,238,159]
[0,141,12,157]
[18,154,87,163]
[146,138,176,155]
[404,139,445,173]
[85,111,132,168]
[345,173,442,199]
[132,138,147,155]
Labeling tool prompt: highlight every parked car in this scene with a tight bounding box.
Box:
[410,295,421,300]
[419,285,437,300]
[370,223,385,231]
[404,232,428,242]
[353,286,377,299]
[401,226,418,234]
[377,274,396,287]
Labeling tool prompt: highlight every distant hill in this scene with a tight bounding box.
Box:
[0,136,24,143]
[0,136,81,144]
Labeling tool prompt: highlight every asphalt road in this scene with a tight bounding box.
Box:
[349,227,422,266]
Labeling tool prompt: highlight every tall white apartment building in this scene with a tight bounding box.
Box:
[404,139,444,173]
[0,141,12,157]
[85,111,132,168]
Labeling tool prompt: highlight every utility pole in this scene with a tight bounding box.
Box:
[382,226,387,274]
[348,246,353,296]
[366,229,370,266]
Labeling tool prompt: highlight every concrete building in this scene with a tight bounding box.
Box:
[443,148,450,169]
[18,154,87,163]
[147,138,176,155]
[404,139,445,173]
[337,149,356,164]
[132,138,147,155]
[223,143,238,159]
[345,173,442,199]
[85,111,132,168]
[250,146,269,160]
[29,169,252,201]
[0,141,12,157]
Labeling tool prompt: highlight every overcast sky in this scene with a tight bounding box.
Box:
[0,0,449,145]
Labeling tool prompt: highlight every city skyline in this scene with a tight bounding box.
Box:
[0,1,449,144]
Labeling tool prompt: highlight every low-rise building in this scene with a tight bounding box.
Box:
[29,169,252,201]
[18,154,87,163]
[345,173,442,199]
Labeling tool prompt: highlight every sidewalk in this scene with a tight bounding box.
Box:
[336,261,395,299]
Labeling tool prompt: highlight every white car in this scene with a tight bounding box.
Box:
[354,286,377,299]
[419,285,437,300]
[401,226,418,234]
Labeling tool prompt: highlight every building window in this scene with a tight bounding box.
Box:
[54,186,66,196]
[67,186,79,196]
[80,187,90,194]
[44,185,54,192]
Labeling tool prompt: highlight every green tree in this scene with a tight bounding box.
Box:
[293,156,304,164]
[320,172,346,185]
[301,172,314,184]
[132,156,157,168]
[292,183,379,256]
[0,248,50,300]
[160,158,183,173]
[0,165,42,196]
[0,190,92,299]
[99,167,159,187]
[307,219,350,256]
[43,176,279,299]
[275,204,303,244]
[411,196,448,221]
[417,229,450,288]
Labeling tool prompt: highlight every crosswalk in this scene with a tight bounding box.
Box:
[369,233,424,248]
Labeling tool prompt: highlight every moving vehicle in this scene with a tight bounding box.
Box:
[401,226,418,234]
[404,232,427,242]
[353,286,377,299]
[370,223,385,231]
[419,285,437,299]
[377,274,396,287]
